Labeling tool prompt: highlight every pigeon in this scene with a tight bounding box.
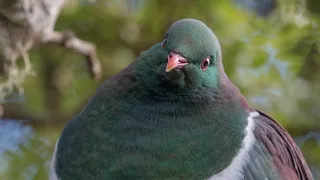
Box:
[50,19,313,180]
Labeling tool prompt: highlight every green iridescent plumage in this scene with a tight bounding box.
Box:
[51,19,313,180]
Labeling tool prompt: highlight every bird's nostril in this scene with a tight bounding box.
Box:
[179,59,187,63]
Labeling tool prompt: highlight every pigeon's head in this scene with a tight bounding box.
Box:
[137,19,225,90]
[157,19,223,89]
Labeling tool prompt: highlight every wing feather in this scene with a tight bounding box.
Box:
[252,109,313,180]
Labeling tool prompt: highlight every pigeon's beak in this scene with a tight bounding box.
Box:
[165,52,188,72]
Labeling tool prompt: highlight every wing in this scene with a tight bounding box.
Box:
[245,109,314,180]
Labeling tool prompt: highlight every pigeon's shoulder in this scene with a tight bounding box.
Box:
[210,110,313,180]
[252,110,314,180]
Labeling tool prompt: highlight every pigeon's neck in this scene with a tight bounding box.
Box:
[135,50,249,111]
[90,58,252,178]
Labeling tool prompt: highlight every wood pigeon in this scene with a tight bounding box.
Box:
[49,19,313,180]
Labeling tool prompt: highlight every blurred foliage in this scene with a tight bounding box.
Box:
[0,0,319,179]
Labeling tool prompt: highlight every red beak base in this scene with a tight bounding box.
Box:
[165,52,188,72]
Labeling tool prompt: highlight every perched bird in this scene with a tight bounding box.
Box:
[50,19,313,180]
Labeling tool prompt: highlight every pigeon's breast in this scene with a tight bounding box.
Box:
[54,85,248,179]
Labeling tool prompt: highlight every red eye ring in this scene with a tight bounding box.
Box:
[201,56,210,71]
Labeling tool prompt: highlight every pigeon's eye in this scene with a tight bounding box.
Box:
[201,56,210,71]
[162,38,168,48]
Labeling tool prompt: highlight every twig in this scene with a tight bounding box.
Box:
[0,41,35,101]
[43,31,102,80]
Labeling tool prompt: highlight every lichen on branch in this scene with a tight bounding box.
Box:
[0,0,101,102]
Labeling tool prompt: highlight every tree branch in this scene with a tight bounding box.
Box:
[43,31,102,80]
[0,0,102,102]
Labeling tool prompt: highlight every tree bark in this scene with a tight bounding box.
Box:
[0,0,101,102]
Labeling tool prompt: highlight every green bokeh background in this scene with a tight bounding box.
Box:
[0,0,319,179]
